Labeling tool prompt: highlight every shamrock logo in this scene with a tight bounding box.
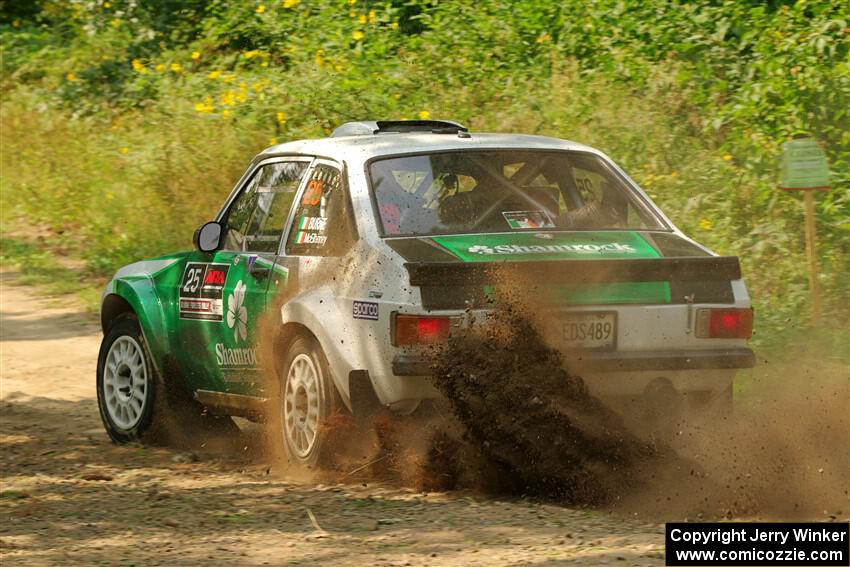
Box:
[468,245,494,255]
[226,280,248,342]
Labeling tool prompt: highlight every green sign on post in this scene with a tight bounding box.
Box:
[778,137,832,325]
[779,138,831,190]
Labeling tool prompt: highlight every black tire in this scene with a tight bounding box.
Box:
[97,314,240,447]
[275,334,337,467]
[96,315,157,443]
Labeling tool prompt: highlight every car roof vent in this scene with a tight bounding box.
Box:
[330,119,468,137]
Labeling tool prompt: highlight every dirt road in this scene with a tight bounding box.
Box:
[0,272,666,566]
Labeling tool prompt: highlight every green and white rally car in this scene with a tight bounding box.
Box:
[96,119,755,464]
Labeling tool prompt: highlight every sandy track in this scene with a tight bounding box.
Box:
[0,272,666,566]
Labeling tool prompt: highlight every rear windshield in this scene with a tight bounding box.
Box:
[369,150,666,236]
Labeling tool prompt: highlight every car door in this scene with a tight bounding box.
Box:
[175,158,311,395]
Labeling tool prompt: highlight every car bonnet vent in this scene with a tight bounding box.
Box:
[330,119,468,137]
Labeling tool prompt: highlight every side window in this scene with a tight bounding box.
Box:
[223,161,308,252]
[286,164,351,256]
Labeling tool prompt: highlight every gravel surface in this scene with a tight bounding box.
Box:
[0,271,669,565]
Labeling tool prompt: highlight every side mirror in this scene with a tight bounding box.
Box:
[193,221,223,253]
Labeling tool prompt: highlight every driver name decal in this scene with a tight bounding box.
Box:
[179,262,230,321]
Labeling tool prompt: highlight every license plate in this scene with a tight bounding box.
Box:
[559,312,617,350]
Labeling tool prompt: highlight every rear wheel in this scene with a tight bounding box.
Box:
[278,335,337,467]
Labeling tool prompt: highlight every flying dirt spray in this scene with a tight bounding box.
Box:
[253,258,847,520]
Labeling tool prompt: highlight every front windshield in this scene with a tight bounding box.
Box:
[369,150,666,236]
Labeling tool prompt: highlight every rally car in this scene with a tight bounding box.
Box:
[96,119,755,464]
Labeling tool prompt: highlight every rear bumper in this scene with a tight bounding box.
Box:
[392,347,755,376]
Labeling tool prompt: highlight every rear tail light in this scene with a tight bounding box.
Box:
[695,308,753,339]
[392,314,455,346]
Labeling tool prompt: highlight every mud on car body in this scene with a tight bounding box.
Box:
[96,119,755,464]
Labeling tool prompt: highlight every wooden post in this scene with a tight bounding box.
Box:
[803,189,821,325]
[779,137,830,327]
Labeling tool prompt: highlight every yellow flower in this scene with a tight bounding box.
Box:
[282,0,299,7]
[170,63,182,72]
[223,74,235,83]
[261,61,269,67]
[191,51,201,60]
[315,49,325,67]
[722,154,733,162]
[131,59,146,73]
[276,111,287,124]
[244,50,262,59]
[110,18,121,27]
[207,70,222,79]
[348,0,356,4]
[256,4,266,13]
[368,9,377,23]
[106,193,115,201]
[352,30,364,41]
[418,110,430,120]
[699,218,713,230]
[220,90,237,106]
[119,147,129,155]
[252,81,263,92]
[155,63,165,72]
[66,72,77,82]
[358,14,366,24]
[194,97,214,113]
[270,137,278,145]
[222,109,231,117]
[104,1,112,7]
[670,170,679,177]
[349,10,357,18]
[391,21,399,30]
[536,33,552,44]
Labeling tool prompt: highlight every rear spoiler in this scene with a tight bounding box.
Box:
[404,256,742,287]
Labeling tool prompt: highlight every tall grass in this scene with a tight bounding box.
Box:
[1,0,847,354]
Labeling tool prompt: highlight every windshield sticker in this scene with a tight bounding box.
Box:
[502,210,554,230]
[297,216,328,232]
[179,262,230,321]
[432,232,660,263]
[293,231,327,245]
[301,179,323,206]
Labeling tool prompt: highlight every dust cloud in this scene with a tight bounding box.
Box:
[248,259,847,522]
[425,292,848,520]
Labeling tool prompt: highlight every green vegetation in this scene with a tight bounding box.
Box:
[1,0,848,353]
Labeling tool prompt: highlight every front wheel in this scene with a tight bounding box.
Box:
[96,315,156,443]
[277,335,337,467]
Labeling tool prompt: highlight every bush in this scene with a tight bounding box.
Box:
[1,0,848,351]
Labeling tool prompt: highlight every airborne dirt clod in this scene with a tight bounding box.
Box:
[428,301,662,505]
